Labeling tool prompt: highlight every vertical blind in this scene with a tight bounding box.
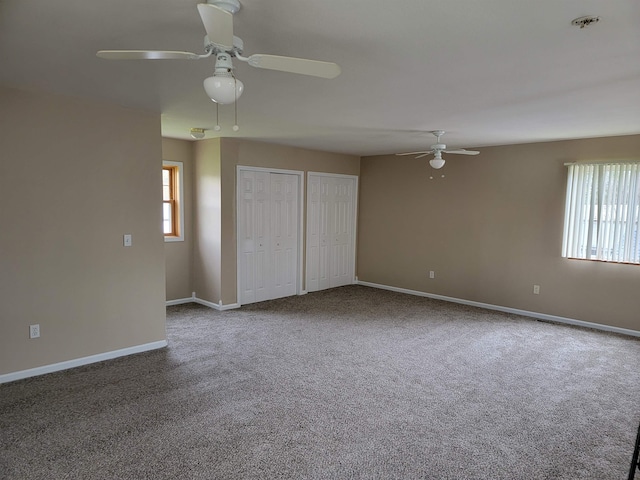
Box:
[562,162,640,264]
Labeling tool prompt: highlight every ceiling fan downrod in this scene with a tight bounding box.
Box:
[207,0,241,15]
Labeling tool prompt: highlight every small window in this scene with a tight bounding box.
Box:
[162,161,184,241]
[562,162,639,264]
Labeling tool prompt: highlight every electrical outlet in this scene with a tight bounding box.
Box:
[429,271,435,279]
[29,324,40,339]
[533,285,540,295]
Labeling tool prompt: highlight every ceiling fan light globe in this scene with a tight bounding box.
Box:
[203,75,244,104]
[429,158,445,169]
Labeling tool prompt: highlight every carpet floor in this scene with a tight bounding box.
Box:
[1,285,639,479]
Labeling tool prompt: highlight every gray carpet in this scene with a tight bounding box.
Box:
[1,285,639,479]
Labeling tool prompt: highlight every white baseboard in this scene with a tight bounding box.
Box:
[166,297,194,306]
[166,293,240,311]
[356,280,640,338]
[195,291,309,309]
[0,340,168,384]
[193,296,240,311]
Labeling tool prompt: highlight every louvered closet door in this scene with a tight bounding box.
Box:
[306,174,357,292]
[238,170,299,305]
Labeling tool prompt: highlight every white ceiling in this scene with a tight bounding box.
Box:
[1,0,639,156]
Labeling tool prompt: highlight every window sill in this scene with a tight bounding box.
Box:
[565,257,639,266]
[164,236,184,243]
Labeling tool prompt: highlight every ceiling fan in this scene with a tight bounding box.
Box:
[396,131,479,169]
[96,0,341,106]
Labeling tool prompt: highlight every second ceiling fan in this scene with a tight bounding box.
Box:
[396,131,479,169]
[97,0,341,105]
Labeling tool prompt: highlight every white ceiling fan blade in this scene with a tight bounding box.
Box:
[395,151,432,157]
[97,50,200,60]
[246,54,341,79]
[443,149,480,155]
[415,153,433,159]
[197,3,233,49]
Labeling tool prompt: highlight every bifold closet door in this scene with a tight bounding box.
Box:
[238,170,299,305]
[269,173,299,300]
[307,174,357,292]
[239,170,269,305]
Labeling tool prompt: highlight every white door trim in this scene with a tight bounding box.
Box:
[236,166,305,306]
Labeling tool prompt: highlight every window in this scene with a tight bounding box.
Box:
[162,161,184,241]
[562,162,640,264]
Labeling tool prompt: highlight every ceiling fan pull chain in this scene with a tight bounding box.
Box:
[214,102,221,131]
[232,75,240,131]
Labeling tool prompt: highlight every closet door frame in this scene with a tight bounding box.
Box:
[306,172,359,292]
[236,166,305,306]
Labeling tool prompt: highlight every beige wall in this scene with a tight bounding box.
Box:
[192,138,223,305]
[0,86,167,375]
[358,134,640,331]
[162,138,194,301]
[189,138,361,306]
[176,137,360,306]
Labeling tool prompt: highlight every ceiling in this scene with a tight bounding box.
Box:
[1,0,639,156]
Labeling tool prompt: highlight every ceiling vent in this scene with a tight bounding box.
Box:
[571,15,600,28]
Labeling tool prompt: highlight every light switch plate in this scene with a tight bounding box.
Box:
[123,234,132,247]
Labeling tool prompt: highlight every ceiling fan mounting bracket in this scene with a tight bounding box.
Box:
[207,0,241,15]
[204,35,244,55]
[430,131,447,151]
[571,15,599,29]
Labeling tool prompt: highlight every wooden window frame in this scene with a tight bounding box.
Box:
[163,166,178,236]
[163,161,184,241]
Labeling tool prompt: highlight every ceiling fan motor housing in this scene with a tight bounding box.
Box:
[204,35,244,54]
[214,52,234,72]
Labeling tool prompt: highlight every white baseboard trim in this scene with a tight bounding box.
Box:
[166,297,194,306]
[196,292,309,309]
[193,297,240,311]
[356,280,640,338]
[0,340,168,384]
[166,293,240,311]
